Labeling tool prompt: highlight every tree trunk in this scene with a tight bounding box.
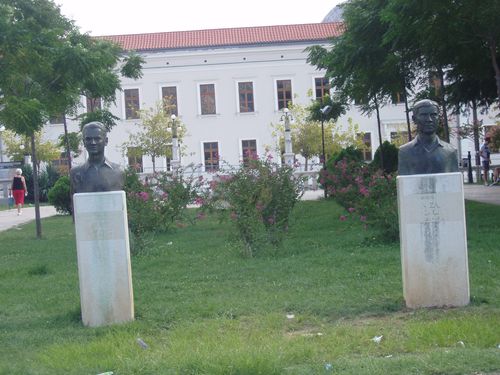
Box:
[438,68,450,143]
[472,101,481,183]
[63,114,72,172]
[374,96,385,173]
[152,154,156,173]
[488,39,500,107]
[63,114,74,220]
[30,134,42,239]
[304,157,308,171]
[400,64,412,141]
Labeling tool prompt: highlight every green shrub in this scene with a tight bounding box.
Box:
[321,153,399,242]
[201,156,304,256]
[371,141,399,174]
[124,167,204,253]
[39,163,61,202]
[48,176,72,214]
[328,145,364,167]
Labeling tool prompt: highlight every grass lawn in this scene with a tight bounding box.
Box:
[0,199,499,374]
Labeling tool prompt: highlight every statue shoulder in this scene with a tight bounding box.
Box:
[399,138,417,154]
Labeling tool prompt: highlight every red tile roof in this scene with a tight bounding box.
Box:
[100,23,344,51]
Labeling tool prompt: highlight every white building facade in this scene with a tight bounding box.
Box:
[40,22,497,174]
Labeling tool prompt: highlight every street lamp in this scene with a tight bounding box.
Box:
[0,125,5,163]
[320,105,332,198]
[280,108,294,166]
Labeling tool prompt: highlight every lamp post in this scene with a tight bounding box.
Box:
[170,114,180,172]
[320,105,332,198]
[0,125,5,163]
[280,108,294,166]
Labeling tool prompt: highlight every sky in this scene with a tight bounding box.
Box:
[56,0,343,36]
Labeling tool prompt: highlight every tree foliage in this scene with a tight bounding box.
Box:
[2,129,60,167]
[273,103,363,170]
[0,0,143,238]
[122,101,187,173]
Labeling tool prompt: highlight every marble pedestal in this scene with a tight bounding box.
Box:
[73,191,134,327]
[397,173,469,308]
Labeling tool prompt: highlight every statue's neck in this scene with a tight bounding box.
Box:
[87,154,105,165]
[418,133,437,145]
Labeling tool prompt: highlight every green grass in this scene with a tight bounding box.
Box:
[0,199,499,374]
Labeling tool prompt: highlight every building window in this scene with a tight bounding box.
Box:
[127,147,143,172]
[124,88,140,119]
[165,156,171,172]
[200,84,216,115]
[49,114,64,124]
[161,86,178,116]
[238,82,254,113]
[429,72,441,97]
[276,79,292,110]
[391,92,404,104]
[86,96,102,112]
[241,139,257,165]
[390,131,408,147]
[203,142,219,171]
[358,133,372,161]
[315,77,330,100]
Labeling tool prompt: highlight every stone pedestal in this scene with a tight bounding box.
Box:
[73,191,134,327]
[397,172,469,308]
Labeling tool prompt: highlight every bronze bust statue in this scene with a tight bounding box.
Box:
[398,99,459,175]
[70,121,124,193]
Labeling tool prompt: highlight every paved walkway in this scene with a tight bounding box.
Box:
[0,205,58,232]
[0,184,497,232]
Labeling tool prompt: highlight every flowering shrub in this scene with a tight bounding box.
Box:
[201,156,304,256]
[322,155,399,241]
[124,167,204,253]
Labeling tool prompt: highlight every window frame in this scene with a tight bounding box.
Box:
[240,139,258,165]
[198,82,217,116]
[358,132,373,162]
[160,85,179,116]
[236,80,255,113]
[274,78,293,111]
[86,96,102,113]
[202,141,220,172]
[123,88,141,120]
[127,146,143,173]
[313,76,331,101]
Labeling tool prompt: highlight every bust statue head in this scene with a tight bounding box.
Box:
[412,99,440,137]
[82,122,108,160]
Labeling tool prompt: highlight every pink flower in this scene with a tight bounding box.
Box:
[138,191,149,201]
[339,215,347,221]
[267,217,275,224]
[230,211,238,220]
[196,212,206,220]
[359,186,370,197]
[194,197,204,205]
[348,207,355,213]
[360,215,367,222]
[255,203,264,211]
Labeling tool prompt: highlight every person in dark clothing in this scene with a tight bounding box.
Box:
[11,168,27,215]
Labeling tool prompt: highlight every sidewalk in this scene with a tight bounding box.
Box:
[0,205,58,232]
[0,184,497,233]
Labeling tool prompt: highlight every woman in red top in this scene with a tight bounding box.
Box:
[11,168,28,215]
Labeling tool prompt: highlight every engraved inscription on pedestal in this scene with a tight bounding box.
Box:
[73,191,134,327]
[397,173,469,308]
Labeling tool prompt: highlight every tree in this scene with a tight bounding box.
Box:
[0,0,143,238]
[272,102,362,170]
[121,101,186,173]
[307,0,412,172]
[2,130,60,168]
